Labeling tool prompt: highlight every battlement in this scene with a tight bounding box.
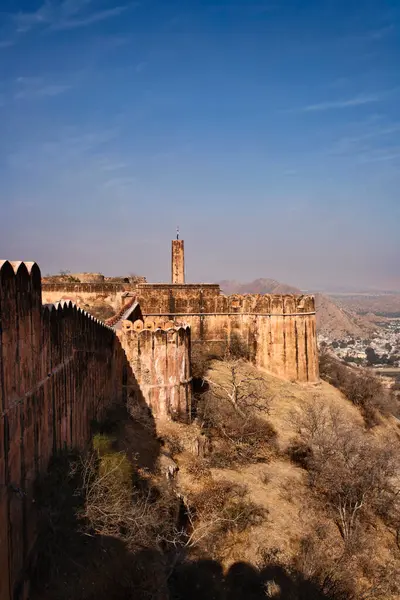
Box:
[219,293,316,315]
[0,260,128,600]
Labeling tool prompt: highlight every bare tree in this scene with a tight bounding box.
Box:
[73,437,179,552]
[197,358,276,466]
[160,481,265,557]
[203,357,271,418]
[290,402,399,546]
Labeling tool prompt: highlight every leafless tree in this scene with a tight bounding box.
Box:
[197,358,276,466]
[291,402,399,545]
[73,440,179,552]
[203,357,271,418]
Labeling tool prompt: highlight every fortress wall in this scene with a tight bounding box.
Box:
[135,284,221,315]
[118,320,191,420]
[42,282,128,313]
[136,286,318,383]
[0,262,127,600]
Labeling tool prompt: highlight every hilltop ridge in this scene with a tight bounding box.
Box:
[218,279,375,338]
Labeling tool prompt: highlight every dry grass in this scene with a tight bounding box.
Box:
[175,359,400,598]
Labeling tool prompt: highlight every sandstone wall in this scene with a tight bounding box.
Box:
[118,319,192,420]
[135,285,318,383]
[0,261,127,600]
[42,282,128,313]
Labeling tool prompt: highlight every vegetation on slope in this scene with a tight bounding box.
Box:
[32,348,400,600]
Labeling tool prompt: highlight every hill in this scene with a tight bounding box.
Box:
[315,292,374,338]
[218,278,301,295]
[30,347,400,600]
[330,292,400,318]
[218,279,375,338]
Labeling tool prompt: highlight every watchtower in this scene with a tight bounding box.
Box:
[171,228,185,284]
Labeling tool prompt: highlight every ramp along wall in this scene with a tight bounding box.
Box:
[117,318,192,421]
[0,261,128,600]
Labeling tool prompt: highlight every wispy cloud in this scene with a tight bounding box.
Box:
[359,149,400,163]
[0,40,15,49]
[14,76,72,99]
[12,0,135,33]
[298,94,380,112]
[103,176,136,189]
[330,119,400,158]
[16,84,72,99]
[342,24,395,46]
[53,5,130,30]
[98,158,127,171]
[367,25,394,40]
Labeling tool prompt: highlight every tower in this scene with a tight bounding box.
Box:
[171,228,185,284]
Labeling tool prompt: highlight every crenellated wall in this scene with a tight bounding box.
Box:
[134,285,319,382]
[118,319,192,420]
[40,280,319,383]
[0,261,128,600]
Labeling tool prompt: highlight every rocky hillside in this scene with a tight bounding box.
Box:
[218,279,374,338]
[218,278,301,295]
[315,293,374,338]
[30,351,400,600]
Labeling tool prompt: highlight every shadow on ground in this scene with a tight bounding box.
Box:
[30,388,329,600]
[169,559,331,600]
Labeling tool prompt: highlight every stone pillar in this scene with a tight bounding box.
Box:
[171,239,185,284]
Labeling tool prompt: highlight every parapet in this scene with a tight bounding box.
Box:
[121,317,187,332]
[0,260,128,600]
[218,293,316,315]
[41,281,128,293]
[118,319,192,420]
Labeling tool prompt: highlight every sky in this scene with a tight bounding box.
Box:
[0,0,399,291]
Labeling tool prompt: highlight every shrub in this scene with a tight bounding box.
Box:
[319,350,399,425]
[289,402,399,546]
[74,435,180,553]
[226,332,250,360]
[186,480,266,555]
[198,389,277,465]
[162,431,184,455]
[186,457,212,480]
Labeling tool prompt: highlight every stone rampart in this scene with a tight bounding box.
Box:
[0,261,127,600]
[135,285,318,382]
[118,319,192,420]
[41,282,129,313]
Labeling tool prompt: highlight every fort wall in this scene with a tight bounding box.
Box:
[41,278,319,383]
[118,319,192,420]
[42,282,128,313]
[134,285,318,382]
[0,262,127,600]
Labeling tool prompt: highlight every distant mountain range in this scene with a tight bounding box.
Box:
[217,279,375,338]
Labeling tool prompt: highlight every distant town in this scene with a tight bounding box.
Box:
[318,319,400,385]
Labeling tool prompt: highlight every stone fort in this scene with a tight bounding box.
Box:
[0,242,318,599]
[42,237,318,386]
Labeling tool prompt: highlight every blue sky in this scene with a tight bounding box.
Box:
[0,0,399,290]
